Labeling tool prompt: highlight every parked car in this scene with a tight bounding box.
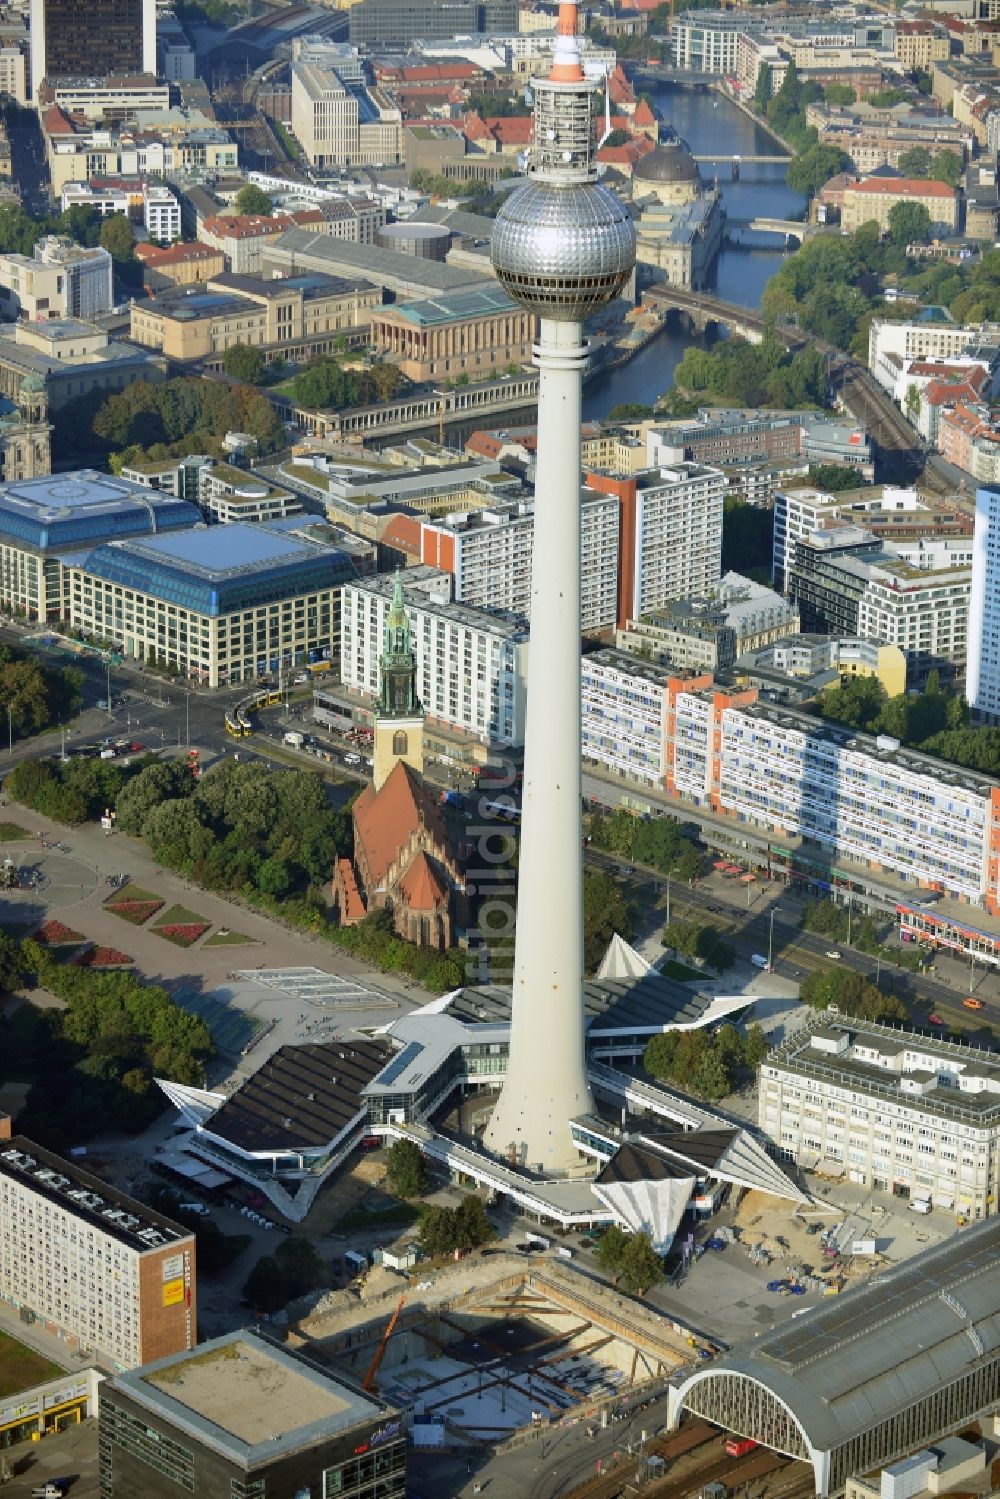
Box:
[787,1283,806,1295]
[929,1013,945,1026]
[704,1237,727,1252]
[825,950,841,960]
[766,1280,787,1293]
[963,996,984,1011]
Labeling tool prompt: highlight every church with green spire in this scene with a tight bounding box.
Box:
[373,571,425,790]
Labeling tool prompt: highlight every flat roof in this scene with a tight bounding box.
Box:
[101,523,317,573]
[385,284,519,327]
[112,1331,389,1466]
[267,228,491,295]
[0,1136,191,1253]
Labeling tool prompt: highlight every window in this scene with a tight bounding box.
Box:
[392,730,408,756]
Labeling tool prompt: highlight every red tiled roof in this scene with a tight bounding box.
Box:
[203,209,325,240]
[353,761,450,887]
[136,240,221,266]
[336,857,367,921]
[380,515,423,557]
[632,100,657,126]
[848,177,955,199]
[43,105,74,135]
[397,849,449,911]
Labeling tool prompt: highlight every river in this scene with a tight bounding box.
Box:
[581,81,807,421]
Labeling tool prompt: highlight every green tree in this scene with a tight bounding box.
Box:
[887,200,931,247]
[808,463,862,491]
[100,213,135,261]
[583,869,631,974]
[898,146,931,178]
[619,1233,662,1295]
[823,83,855,105]
[235,184,273,216]
[594,1224,630,1281]
[929,149,961,188]
[274,1236,325,1297]
[753,62,771,112]
[386,1138,429,1199]
[243,1254,289,1313]
[222,343,265,383]
[786,144,848,199]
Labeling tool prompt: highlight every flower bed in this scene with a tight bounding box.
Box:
[33,919,85,946]
[155,922,209,948]
[106,899,164,926]
[73,946,133,968]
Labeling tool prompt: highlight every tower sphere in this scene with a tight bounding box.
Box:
[491,178,636,323]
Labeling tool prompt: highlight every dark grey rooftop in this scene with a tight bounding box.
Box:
[448,973,725,1036]
[206,1041,392,1152]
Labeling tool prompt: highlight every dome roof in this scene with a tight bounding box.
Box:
[633,138,700,186]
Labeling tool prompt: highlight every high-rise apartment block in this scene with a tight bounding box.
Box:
[0,1136,195,1370]
[100,1330,405,1499]
[417,461,725,633]
[340,569,529,748]
[966,485,1000,719]
[30,0,155,90]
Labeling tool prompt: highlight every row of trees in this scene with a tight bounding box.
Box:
[0,645,83,745]
[583,870,633,973]
[7,752,139,826]
[1,940,214,1148]
[56,375,284,468]
[643,1024,770,1102]
[812,672,1000,776]
[420,1195,495,1258]
[897,146,963,189]
[329,907,466,995]
[661,919,734,973]
[799,966,908,1024]
[673,334,829,411]
[586,808,703,882]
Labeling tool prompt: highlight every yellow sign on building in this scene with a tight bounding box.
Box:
[163,1279,184,1307]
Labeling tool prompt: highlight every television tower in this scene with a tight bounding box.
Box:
[483,4,635,1172]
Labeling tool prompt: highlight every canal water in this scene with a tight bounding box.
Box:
[581,81,807,420]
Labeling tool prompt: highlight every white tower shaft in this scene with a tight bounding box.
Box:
[483,319,594,1171]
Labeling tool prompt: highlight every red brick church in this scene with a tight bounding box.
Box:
[332,575,466,950]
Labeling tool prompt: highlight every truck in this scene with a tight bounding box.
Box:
[750,954,770,970]
[31,1484,69,1497]
[283,731,305,749]
[724,1437,758,1458]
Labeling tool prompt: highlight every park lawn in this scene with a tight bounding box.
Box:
[103,885,161,907]
[154,903,208,928]
[203,929,258,947]
[0,821,28,841]
[0,1328,65,1399]
[660,959,704,981]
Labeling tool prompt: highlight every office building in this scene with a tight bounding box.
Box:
[735,635,908,702]
[0,236,113,323]
[30,0,155,89]
[617,574,798,673]
[868,315,999,393]
[370,286,535,383]
[841,177,958,236]
[0,1136,195,1370]
[135,241,226,288]
[0,471,199,621]
[122,455,302,527]
[966,485,1000,719]
[759,1013,1000,1219]
[290,61,401,169]
[130,271,379,366]
[348,0,516,46]
[99,1330,405,1498]
[648,408,873,481]
[71,524,356,687]
[582,648,671,785]
[341,569,529,748]
[44,112,239,196]
[669,10,744,72]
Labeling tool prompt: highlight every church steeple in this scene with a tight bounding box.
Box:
[373,571,425,790]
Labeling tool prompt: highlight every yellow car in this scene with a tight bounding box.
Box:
[963,996,984,1011]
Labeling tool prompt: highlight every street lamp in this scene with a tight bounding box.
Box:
[185,689,191,749]
[846,892,854,947]
[664,865,681,927]
[767,907,784,972]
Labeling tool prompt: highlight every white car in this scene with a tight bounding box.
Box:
[825,950,841,960]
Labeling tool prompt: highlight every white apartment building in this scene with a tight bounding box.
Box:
[627,463,725,618]
[772,485,845,590]
[0,1135,195,1370]
[0,237,113,323]
[0,47,27,106]
[759,1015,1000,1219]
[582,648,669,785]
[669,689,997,903]
[61,182,130,218]
[418,492,621,633]
[966,484,1000,719]
[856,557,969,675]
[669,10,744,72]
[143,183,181,244]
[341,568,529,746]
[869,317,1000,393]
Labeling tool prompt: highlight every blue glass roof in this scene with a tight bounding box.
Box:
[81,523,355,616]
[0,472,200,553]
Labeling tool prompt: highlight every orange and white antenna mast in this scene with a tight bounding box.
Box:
[549,0,584,83]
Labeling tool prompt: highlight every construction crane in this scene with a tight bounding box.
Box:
[361,1294,406,1392]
